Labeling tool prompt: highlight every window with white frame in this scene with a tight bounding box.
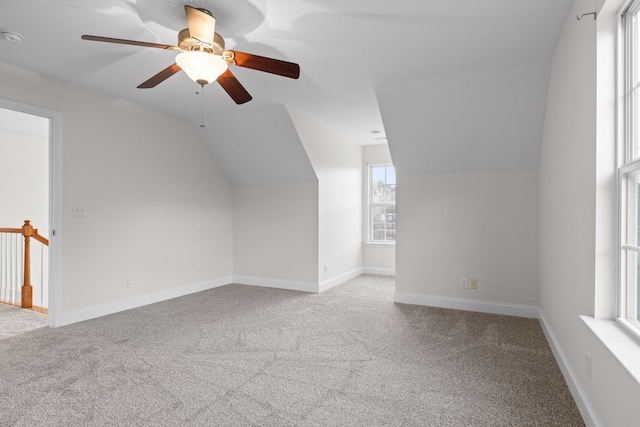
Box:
[369,165,396,243]
[619,0,640,336]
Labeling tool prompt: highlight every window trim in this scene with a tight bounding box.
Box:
[618,0,640,340]
[367,163,396,245]
[618,166,640,324]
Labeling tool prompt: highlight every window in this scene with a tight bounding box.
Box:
[619,0,640,336]
[369,165,396,243]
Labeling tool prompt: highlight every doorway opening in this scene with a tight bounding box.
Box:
[0,108,49,313]
[0,99,63,328]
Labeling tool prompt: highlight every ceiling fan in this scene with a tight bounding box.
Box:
[81,5,300,105]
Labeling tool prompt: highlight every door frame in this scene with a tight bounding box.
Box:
[0,98,63,327]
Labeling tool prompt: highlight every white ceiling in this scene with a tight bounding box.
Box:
[0,0,572,176]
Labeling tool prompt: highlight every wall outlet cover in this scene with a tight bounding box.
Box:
[72,205,86,217]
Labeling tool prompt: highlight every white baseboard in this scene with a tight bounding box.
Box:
[538,311,602,427]
[232,275,318,293]
[362,267,396,276]
[62,276,232,326]
[393,291,539,318]
[319,268,363,293]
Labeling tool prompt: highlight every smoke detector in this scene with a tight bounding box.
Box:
[1,31,23,43]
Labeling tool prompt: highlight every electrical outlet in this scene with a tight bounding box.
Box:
[124,277,131,288]
[72,205,86,217]
[586,352,592,380]
[461,277,468,289]
[324,264,328,273]
[470,278,478,289]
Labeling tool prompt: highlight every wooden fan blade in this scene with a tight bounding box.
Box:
[137,63,182,89]
[229,51,300,79]
[217,69,252,104]
[81,35,178,50]
[184,5,216,47]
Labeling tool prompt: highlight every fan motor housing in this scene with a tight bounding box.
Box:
[177,28,225,55]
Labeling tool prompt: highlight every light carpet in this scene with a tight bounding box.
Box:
[0,303,48,340]
[0,275,584,426]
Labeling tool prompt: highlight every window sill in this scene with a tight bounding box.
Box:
[365,241,396,246]
[580,315,640,386]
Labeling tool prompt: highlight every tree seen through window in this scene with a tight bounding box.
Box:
[370,165,396,242]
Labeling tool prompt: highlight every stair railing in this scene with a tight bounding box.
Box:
[0,220,49,308]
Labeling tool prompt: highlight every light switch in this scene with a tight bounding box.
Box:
[72,205,86,217]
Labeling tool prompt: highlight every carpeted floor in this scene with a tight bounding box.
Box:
[0,303,48,340]
[0,275,584,426]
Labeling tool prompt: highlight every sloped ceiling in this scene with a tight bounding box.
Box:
[200,104,315,184]
[378,61,550,175]
[0,0,572,180]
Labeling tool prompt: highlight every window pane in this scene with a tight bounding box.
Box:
[385,221,396,241]
[621,1,640,335]
[636,252,640,322]
[633,12,640,160]
[628,174,640,323]
[635,89,640,160]
[372,167,387,185]
[637,174,640,247]
[369,165,396,243]
[372,205,396,242]
[386,167,396,185]
[371,166,396,185]
[636,175,640,321]
[372,184,396,203]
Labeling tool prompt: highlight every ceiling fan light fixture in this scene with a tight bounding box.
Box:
[176,51,228,85]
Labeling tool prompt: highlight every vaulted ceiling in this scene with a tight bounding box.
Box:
[0,0,572,181]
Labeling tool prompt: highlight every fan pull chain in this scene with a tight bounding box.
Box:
[196,83,205,128]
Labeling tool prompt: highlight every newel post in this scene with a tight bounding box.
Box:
[21,220,33,308]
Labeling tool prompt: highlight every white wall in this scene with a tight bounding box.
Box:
[376,41,546,314]
[538,0,640,425]
[289,107,363,285]
[0,127,48,235]
[363,144,395,275]
[396,169,538,310]
[0,61,234,317]
[233,180,319,289]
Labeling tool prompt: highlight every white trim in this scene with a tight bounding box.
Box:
[619,0,640,340]
[232,275,318,293]
[362,267,396,276]
[49,108,63,328]
[319,268,363,293]
[538,311,603,427]
[0,98,64,328]
[393,292,538,318]
[62,276,232,326]
[582,316,640,385]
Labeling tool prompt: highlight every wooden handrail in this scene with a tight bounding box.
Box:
[0,227,22,233]
[0,220,49,308]
[0,226,48,246]
[32,232,49,246]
